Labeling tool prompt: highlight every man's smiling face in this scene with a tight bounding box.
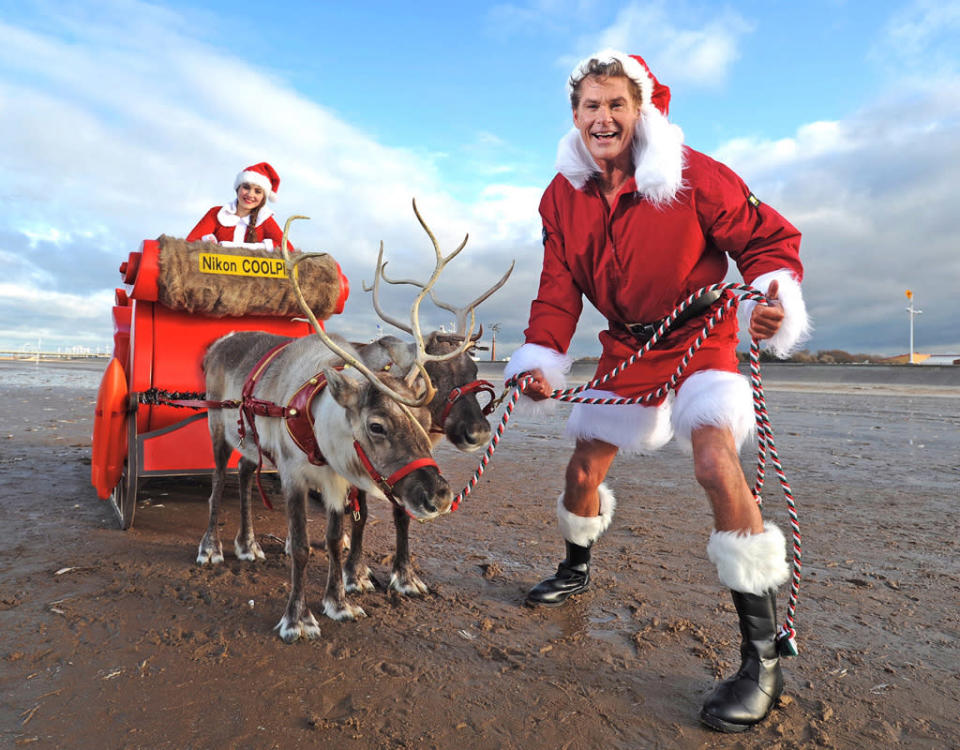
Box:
[573,75,642,170]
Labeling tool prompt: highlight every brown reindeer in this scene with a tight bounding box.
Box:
[342,201,513,595]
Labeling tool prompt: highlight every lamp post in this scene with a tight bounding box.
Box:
[490,323,501,362]
[905,289,922,364]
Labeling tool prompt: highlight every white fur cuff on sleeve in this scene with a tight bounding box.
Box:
[742,270,812,358]
[503,343,573,416]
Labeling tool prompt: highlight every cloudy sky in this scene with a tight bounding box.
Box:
[1,0,958,358]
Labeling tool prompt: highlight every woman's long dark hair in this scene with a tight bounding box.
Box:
[244,203,262,243]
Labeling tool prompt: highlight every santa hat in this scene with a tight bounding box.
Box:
[234,161,280,202]
[568,49,671,116]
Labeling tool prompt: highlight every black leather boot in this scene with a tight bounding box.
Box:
[525,541,590,607]
[699,590,784,733]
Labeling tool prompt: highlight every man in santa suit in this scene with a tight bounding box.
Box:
[503,50,811,733]
[187,162,293,250]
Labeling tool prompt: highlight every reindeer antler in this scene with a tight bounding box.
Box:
[363,198,513,353]
[281,216,435,408]
[428,260,514,335]
[362,241,413,334]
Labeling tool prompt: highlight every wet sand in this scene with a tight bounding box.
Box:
[1,359,958,748]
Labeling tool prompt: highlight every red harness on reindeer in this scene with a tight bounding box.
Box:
[227,341,439,512]
[430,379,497,435]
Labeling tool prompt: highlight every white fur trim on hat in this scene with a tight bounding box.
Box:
[707,522,790,595]
[234,170,277,202]
[503,343,572,417]
[632,108,686,207]
[557,483,616,547]
[565,391,674,453]
[671,370,754,454]
[555,105,685,203]
[555,129,599,191]
[740,270,812,358]
[568,49,655,112]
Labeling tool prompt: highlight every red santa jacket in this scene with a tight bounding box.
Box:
[520,143,804,398]
[187,203,292,251]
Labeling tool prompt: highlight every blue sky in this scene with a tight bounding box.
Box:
[1,0,958,358]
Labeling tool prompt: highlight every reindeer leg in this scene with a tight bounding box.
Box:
[323,507,367,621]
[276,487,321,642]
[390,504,429,596]
[233,458,265,562]
[197,427,232,565]
[343,490,377,593]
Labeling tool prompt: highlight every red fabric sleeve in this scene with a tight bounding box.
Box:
[523,189,583,353]
[698,159,803,284]
[186,207,220,242]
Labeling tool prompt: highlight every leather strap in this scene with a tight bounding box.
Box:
[432,379,497,433]
[238,342,292,510]
[617,288,723,344]
[284,373,334,467]
[353,442,439,507]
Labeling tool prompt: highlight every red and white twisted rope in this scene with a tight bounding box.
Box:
[449,282,801,654]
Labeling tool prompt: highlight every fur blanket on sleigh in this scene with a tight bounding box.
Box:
[155,235,344,319]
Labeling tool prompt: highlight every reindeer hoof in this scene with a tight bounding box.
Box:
[322,599,367,622]
[389,572,429,596]
[275,611,321,642]
[343,567,377,593]
[196,541,224,566]
[234,535,265,562]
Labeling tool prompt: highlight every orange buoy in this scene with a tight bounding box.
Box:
[91,357,130,499]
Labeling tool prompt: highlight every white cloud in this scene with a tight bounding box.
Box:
[715,80,960,354]
[874,0,960,72]
[573,1,753,88]
[0,5,543,354]
[2,1,959,364]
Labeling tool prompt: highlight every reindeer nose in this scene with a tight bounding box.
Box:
[467,422,491,445]
[398,467,451,517]
[428,474,453,514]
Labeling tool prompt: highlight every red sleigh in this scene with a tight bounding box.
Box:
[90,238,348,529]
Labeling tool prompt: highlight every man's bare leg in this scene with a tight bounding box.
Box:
[693,425,789,733]
[526,439,619,606]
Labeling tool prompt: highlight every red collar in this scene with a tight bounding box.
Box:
[238,343,439,513]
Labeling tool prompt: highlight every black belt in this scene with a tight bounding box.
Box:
[617,289,723,344]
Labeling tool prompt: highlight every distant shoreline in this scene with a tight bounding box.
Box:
[475,360,960,394]
[3,357,958,397]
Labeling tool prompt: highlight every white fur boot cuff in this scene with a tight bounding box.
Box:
[557,483,616,547]
[707,522,790,595]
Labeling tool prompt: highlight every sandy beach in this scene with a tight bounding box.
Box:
[1,358,958,748]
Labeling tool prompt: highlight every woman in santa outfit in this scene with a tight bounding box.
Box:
[187,162,293,250]
[504,50,811,733]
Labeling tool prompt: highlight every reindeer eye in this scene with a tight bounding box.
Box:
[368,421,387,437]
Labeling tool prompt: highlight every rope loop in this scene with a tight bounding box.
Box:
[452,283,801,652]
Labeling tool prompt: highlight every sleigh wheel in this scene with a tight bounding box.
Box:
[109,401,139,530]
[110,460,138,530]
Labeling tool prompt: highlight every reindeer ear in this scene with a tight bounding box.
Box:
[379,336,415,369]
[403,364,430,399]
[423,331,440,353]
[324,367,360,409]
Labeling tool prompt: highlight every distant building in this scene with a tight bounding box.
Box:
[880,353,960,365]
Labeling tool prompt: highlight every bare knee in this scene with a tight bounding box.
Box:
[568,439,617,488]
[692,427,741,493]
[565,453,610,494]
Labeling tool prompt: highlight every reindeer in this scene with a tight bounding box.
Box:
[197,215,475,642]
[341,201,514,595]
